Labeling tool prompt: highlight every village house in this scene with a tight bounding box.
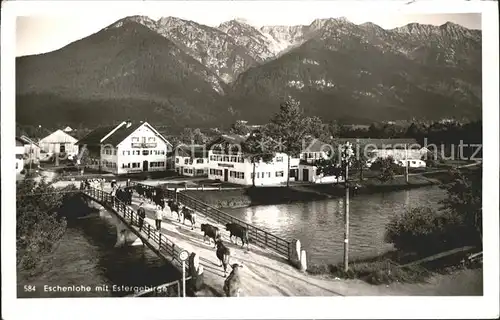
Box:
[334,138,428,168]
[206,134,289,186]
[15,138,25,174]
[174,144,209,177]
[39,129,79,159]
[76,120,172,174]
[295,138,343,184]
[16,135,41,165]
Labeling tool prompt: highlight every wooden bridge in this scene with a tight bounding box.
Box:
[80,185,326,297]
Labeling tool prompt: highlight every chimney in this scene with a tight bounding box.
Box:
[126,119,132,128]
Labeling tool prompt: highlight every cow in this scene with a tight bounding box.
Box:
[153,194,165,210]
[215,238,231,276]
[168,200,181,221]
[180,206,196,230]
[136,184,145,198]
[225,223,250,250]
[145,188,154,203]
[200,223,220,247]
[223,263,244,297]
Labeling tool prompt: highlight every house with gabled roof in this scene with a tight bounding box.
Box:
[174,144,209,177]
[76,120,172,174]
[16,135,41,164]
[39,129,79,158]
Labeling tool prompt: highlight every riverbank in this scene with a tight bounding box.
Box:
[185,174,442,208]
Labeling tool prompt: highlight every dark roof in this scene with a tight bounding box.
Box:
[19,135,40,147]
[175,145,208,158]
[333,138,420,149]
[302,138,330,153]
[77,123,143,147]
[207,134,248,149]
[77,125,116,146]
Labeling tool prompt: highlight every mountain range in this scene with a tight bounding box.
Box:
[16,15,482,130]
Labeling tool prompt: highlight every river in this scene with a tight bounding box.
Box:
[18,205,181,298]
[18,185,445,297]
[225,186,446,265]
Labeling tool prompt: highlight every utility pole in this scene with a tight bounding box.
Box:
[341,142,353,272]
[405,143,409,183]
[344,163,350,272]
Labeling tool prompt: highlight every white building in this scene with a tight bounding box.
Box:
[16,135,41,165]
[39,129,79,159]
[76,121,172,175]
[15,138,25,173]
[207,134,289,186]
[174,145,209,177]
[296,139,342,183]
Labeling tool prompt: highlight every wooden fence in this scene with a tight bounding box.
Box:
[132,182,293,260]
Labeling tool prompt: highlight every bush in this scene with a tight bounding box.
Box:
[385,207,469,257]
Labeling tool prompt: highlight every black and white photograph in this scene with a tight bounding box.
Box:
[1,0,498,319]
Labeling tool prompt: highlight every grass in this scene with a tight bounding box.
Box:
[307,259,431,285]
[307,247,482,286]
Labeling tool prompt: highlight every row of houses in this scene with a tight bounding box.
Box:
[15,120,428,185]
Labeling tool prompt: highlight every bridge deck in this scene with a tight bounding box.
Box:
[128,192,335,297]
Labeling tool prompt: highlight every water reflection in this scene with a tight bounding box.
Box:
[226,186,446,265]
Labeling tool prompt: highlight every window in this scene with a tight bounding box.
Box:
[231,156,236,162]
[16,162,18,169]
[239,157,244,163]
[196,169,204,175]
[159,162,165,167]
[250,173,254,179]
[267,172,271,178]
[113,149,117,155]
[217,156,223,161]
[176,158,180,163]
[196,159,204,164]
[412,161,416,164]
[223,156,229,162]
[276,156,283,162]
[142,137,146,143]
[132,163,140,168]
[122,163,130,168]
[184,159,189,165]
[160,150,165,155]
[148,137,155,142]
[142,150,149,156]
[276,171,284,177]
[134,150,140,156]
[132,137,139,142]
[189,159,193,165]
[256,172,260,178]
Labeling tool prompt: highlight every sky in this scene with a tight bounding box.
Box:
[14,1,482,57]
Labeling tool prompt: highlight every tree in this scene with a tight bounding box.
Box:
[266,98,325,187]
[439,166,482,243]
[179,128,208,145]
[17,174,77,274]
[242,129,275,187]
[229,120,250,136]
[370,157,400,183]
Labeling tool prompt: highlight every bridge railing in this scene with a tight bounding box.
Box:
[131,182,292,260]
[83,187,190,272]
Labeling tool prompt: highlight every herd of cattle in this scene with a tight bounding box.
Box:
[132,183,249,297]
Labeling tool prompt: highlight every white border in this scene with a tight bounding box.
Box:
[2,1,498,319]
